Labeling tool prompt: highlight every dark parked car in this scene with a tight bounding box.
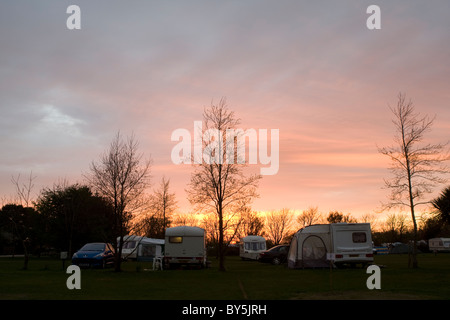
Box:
[72,242,115,268]
[258,244,289,265]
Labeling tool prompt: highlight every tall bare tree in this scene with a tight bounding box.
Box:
[186,98,261,271]
[378,93,449,268]
[86,132,151,272]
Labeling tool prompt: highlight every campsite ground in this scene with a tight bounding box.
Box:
[1,253,449,300]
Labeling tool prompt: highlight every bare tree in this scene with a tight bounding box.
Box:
[9,171,36,269]
[237,206,265,238]
[202,211,242,256]
[186,98,261,271]
[297,206,322,229]
[172,212,201,227]
[381,213,410,243]
[378,93,450,268]
[134,177,177,239]
[150,176,177,231]
[360,213,380,231]
[265,208,295,245]
[86,132,151,272]
[11,171,36,207]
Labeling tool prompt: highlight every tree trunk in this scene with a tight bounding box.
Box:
[409,209,419,268]
[115,211,124,272]
[22,239,29,270]
[115,234,123,272]
[406,159,418,268]
[218,205,225,272]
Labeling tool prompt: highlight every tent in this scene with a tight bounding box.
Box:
[288,224,331,268]
[388,242,412,254]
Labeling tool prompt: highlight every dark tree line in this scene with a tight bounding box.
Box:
[0,184,116,259]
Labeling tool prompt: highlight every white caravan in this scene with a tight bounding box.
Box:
[164,226,207,268]
[429,238,450,253]
[239,235,267,260]
[288,223,374,268]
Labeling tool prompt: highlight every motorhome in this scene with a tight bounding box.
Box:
[164,226,207,268]
[288,223,374,268]
[239,235,267,260]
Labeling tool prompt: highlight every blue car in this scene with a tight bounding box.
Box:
[72,242,115,268]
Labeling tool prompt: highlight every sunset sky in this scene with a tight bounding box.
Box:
[1,1,449,221]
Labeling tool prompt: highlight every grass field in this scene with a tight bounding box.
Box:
[1,253,449,300]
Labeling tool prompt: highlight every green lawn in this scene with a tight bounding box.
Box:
[1,254,449,300]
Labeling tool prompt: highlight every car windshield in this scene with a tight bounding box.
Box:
[80,243,105,251]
